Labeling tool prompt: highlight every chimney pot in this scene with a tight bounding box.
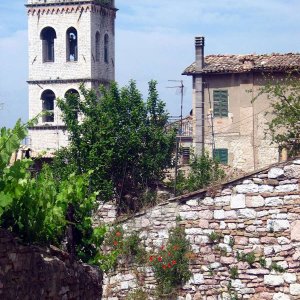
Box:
[195,36,205,47]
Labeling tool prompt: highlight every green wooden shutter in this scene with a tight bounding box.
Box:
[213,90,228,117]
[213,148,228,164]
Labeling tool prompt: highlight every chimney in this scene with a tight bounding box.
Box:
[195,36,205,70]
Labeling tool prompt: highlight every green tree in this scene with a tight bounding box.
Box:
[171,152,225,195]
[0,120,106,266]
[53,80,175,212]
[254,74,300,156]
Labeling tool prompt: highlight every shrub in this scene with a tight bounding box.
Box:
[149,225,192,297]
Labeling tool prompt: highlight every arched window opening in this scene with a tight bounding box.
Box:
[104,34,109,63]
[95,32,100,62]
[41,90,55,123]
[40,27,56,62]
[66,27,78,62]
[65,89,80,120]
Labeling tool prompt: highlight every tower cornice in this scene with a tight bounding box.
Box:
[26,0,117,9]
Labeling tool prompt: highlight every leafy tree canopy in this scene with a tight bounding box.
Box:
[254,73,300,156]
[0,120,106,265]
[53,80,176,212]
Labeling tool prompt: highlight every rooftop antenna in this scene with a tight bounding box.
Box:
[166,80,185,197]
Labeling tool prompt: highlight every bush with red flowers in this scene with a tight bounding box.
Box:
[104,226,147,267]
[149,225,192,297]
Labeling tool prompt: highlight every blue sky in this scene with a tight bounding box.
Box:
[1,0,300,127]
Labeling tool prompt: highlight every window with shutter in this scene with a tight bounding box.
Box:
[213,148,228,164]
[213,90,228,117]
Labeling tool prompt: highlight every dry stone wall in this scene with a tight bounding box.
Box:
[0,229,103,300]
[102,159,300,300]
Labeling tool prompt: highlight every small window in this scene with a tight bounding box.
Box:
[66,27,78,62]
[182,147,190,165]
[104,33,109,63]
[95,32,100,62]
[41,90,55,123]
[40,27,57,62]
[65,89,80,120]
[213,90,228,117]
[213,148,228,164]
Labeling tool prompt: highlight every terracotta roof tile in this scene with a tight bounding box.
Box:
[182,53,300,75]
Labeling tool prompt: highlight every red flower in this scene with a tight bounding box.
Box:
[113,240,118,246]
[115,231,121,237]
[168,263,171,268]
[161,245,165,250]
[149,256,154,262]
[172,260,176,265]
[158,256,163,262]
[168,252,171,256]
[162,265,167,269]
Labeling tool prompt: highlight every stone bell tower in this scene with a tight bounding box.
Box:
[26,0,117,151]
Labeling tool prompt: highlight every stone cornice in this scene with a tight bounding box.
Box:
[26,2,117,17]
[27,78,110,85]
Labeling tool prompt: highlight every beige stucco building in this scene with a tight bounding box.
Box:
[26,0,116,151]
[183,37,300,172]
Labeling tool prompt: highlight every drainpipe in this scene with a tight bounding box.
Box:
[193,36,205,155]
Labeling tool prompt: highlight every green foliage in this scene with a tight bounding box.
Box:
[229,266,239,279]
[103,226,147,268]
[259,257,267,268]
[236,251,256,265]
[126,288,148,300]
[227,281,239,300]
[170,152,225,195]
[229,237,235,248]
[0,120,108,267]
[149,225,192,297]
[269,262,285,273]
[253,74,300,156]
[208,231,223,243]
[54,81,175,212]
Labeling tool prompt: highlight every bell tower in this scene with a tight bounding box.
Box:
[26,0,117,151]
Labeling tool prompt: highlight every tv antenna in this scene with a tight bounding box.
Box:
[166,80,185,197]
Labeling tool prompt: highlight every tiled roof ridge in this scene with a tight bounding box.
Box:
[183,52,300,75]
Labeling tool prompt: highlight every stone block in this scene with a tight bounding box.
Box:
[186,199,199,206]
[238,208,256,219]
[224,210,238,219]
[267,219,290,232]
[275,184,298,192]
[246,195,265,207]
[236,184,259,193]
[290,283,300,296]
[273,293,291,300]
[214,210,225,220]
[265,197,284,206]
[231,194,246,209]
[268,168,284,179]
[283,273,297,284]
[193,273,204,284]
[264,274,284,286]
[291,220,300,241]
[284,164,300,178]
[258,185,274,193]
[215,195,231,206]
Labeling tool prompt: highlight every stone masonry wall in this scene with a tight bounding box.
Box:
[102,158,300,300]
[0,229,103,300]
